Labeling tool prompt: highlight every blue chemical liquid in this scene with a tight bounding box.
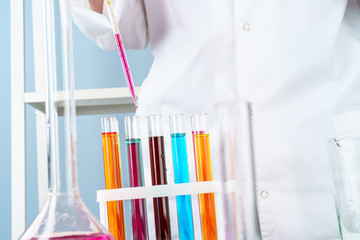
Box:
[171,133,195,240]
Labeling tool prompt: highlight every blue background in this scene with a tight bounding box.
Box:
[0,1,153,239]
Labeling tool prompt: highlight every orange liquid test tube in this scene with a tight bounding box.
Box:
[191,113,218,240]
[101,117,126,240]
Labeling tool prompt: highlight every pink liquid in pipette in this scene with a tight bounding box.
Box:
[114,33,138,108]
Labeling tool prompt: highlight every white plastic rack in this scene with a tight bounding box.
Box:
[97,180,237,240]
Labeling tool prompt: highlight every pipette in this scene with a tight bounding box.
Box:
[104,0,138,108]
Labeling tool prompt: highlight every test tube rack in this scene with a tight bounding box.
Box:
[97,180,237,240]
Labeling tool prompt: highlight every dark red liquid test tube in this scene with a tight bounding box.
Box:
[147,115,171,240]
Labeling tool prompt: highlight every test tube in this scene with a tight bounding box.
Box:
[191,113,218,240]
[124,116,149,240]
[147,114,172,240]
[101,117,126,240]
[216,102,261,240]
[169,114,195,240]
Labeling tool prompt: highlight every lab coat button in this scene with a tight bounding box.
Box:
[260,190,269,199]
[243,23,251,31]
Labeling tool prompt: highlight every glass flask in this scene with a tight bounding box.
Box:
[216,101,261,240]
[19,0,114,239]
[328,137,360,240]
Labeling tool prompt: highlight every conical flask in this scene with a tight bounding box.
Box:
[19,0,114,239]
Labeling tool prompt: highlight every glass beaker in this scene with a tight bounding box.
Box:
[328,137,360,240]
[19,0,114,239]
[216,101,261,240]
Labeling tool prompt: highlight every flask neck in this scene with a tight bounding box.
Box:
[44,0,79,195]
[47,116,79,194]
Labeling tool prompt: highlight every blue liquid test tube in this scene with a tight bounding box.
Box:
[169,114,195,240]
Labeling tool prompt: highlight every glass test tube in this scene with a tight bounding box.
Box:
[147,115,172,240]
[170,114,195,240]
[125,116,149,240]
[217,103,239,240]
[191,113,218,240]
[101,117,126,240]
[217,102,261,240]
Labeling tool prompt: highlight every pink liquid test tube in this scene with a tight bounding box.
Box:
[125,116,149,240]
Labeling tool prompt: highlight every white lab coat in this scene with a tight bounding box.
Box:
[71,0,360,239]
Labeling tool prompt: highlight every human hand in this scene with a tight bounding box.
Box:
[89,0,104,14]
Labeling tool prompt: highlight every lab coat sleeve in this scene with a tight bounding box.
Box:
[71,0,149,50]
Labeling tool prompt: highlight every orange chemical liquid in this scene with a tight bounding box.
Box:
[192,132,218,240]
[102,132,126,240]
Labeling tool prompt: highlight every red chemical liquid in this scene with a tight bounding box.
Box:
[126,138,149,240]
[30,233,114,240]
[148,136,171,240]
